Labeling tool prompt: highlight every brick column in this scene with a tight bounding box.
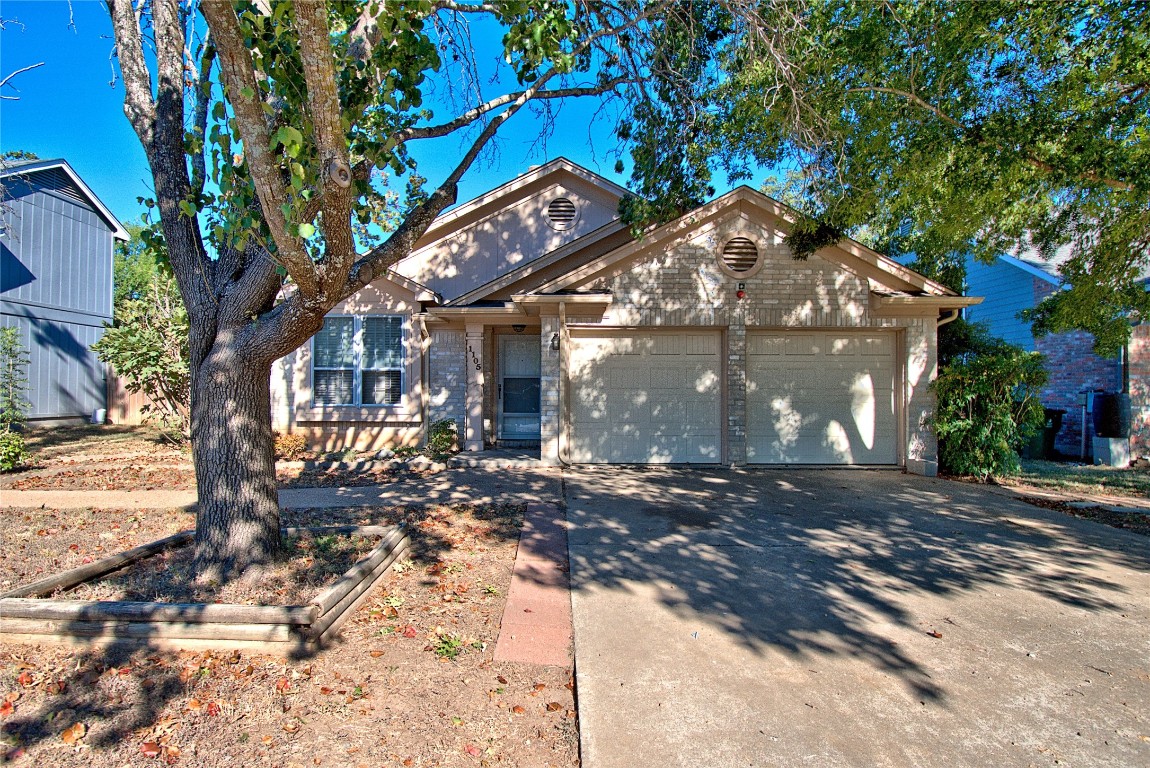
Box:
[904,319,938,476]
[540,316,562,465]
[727,324,747,465]
[464,324,485,452]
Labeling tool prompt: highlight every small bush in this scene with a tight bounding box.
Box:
[933,343,1047,481]
[274,431,307,461]
[426,418,459,458]
[0,429,27,472]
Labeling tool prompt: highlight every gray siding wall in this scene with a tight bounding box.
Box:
[964,256,1043,350]
[1,173,115,419]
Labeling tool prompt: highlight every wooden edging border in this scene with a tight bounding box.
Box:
[0,524,410,651]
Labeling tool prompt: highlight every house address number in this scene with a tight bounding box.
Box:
[467,344,481,371]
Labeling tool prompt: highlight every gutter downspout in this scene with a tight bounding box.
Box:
[937,308,961,328]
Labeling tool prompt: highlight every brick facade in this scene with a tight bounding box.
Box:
[1033,330,1122,457]
[428,329,466,431]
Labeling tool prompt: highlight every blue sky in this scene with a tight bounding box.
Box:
[0,1,739,229]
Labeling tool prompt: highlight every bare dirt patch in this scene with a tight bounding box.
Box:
[0,503,578,767]
[2,425,407,492]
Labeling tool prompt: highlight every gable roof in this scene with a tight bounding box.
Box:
[405,157,628,253]
[534,185,957,298]
[1,158,129,241]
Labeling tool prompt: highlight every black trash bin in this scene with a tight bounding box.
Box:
[1042,408,1065,460]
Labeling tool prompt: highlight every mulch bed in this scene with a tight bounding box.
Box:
[0,503,578,767]
[1014,494,1150,536]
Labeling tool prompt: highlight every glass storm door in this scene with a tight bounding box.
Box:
[498,334,541,440]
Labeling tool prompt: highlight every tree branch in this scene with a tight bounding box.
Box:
[200,0,319,301]
[396,78,633,143]
[107,0,155,149]
[293,1,356,297]
[0,62,44,99]
[845,85,1137,193]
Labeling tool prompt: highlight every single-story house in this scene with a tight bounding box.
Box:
[964,251,1150,458]
[1,158,127,423]
[271,159,979,474]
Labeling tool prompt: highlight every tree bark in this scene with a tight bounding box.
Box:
[190,345,281,582]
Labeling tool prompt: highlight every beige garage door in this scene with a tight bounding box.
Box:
[568,331,722,463]
[747,332,898,465]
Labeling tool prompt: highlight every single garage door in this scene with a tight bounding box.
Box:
[568,331,722,463]
[747,331,898,465]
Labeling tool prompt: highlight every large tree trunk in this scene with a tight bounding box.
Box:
[190,345,281,582]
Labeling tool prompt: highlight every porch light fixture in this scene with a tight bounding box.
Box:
[550,332,560,350]
[512,324,526,333]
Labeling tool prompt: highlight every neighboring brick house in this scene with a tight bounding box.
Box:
[271,159,978,474]
[964,252,1148,458]
[0,158,128,423]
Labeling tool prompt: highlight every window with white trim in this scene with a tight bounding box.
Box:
[312,315,405,406]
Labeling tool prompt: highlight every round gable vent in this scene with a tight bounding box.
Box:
[545,197,578,231]
[720,236,760,276]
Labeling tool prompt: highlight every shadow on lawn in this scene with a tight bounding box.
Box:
[561,467,1150,705]
[0,468,552,761]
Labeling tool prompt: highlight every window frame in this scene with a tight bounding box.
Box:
[311,314,406,408]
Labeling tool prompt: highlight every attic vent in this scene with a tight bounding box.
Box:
[545,197,578,231]
[720,236,760,276]
[35,167,87,207]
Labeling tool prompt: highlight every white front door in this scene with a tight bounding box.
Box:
[498,334,541,441]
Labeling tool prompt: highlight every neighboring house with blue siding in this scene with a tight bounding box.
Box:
[962,250,1145,457]
[0,158,128,423]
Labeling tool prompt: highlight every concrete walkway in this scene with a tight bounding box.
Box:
[565,467,1150,768]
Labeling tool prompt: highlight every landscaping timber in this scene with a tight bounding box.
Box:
[0,524,409,650]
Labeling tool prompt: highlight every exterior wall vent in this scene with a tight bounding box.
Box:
[720,236,760,276]
[545,197,578,231]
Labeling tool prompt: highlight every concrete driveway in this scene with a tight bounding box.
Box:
[565,467,1150,767]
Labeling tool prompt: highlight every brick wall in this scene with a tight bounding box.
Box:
[1033,330,1122,456]
[1131,323,1150,458]
[428,329,466,433]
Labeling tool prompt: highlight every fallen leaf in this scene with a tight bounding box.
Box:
[511,705,525,715]
[206,702,221,717]
[320,687,335,695]
[46,679,66,695]
[496,675,508,685]
[262,735,273,745]
[465,744,482,757]
[0,701,13,717]
[546,702,562,712]
[401,625,418,639]
[60,722,86,745]
[534,683,546,691]
[16,671,34,687]
[164,744,181,764]
[141,741,163,758]
[282,720,301,733]
[927,630,943,639]
[3,692,18,703]
[369,650,385,658]
[275,677,291,694]
[186,699,202,712]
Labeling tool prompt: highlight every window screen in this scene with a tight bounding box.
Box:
[312,315,404,406]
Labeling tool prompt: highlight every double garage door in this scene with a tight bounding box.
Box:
[568,330,898,465]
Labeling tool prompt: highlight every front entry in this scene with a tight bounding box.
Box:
[498,334,541,442]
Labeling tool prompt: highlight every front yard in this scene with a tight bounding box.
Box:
[0,428,577,768]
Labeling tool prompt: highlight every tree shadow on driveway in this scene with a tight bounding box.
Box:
[563,466,1150,708]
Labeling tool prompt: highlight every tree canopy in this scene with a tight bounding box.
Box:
[627,0,1150,356]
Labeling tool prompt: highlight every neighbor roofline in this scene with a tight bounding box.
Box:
[1,158,130,241]
[998,253,1062,286]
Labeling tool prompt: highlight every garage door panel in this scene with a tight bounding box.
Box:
[569,331,722,464]
[748,332,897,465]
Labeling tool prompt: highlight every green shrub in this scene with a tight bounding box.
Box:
[274,431,307,461]
[933,343,1048,481]
[0,429,26,472]
[426,418,459,458]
